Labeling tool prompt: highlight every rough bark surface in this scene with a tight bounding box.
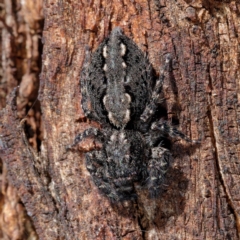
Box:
[0,0,240,239]
[0,0,43,239]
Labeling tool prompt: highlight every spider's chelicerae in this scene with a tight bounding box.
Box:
[74,27,193,201]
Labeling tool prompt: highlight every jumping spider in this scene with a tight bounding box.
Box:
[74,27,193,201]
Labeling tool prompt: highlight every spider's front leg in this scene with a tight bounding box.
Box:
[146,144,172,197]
[71,128,122,201]
[85,150,122,201]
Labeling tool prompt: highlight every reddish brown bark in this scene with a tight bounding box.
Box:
[0,0,42,239]
[0,0,240,239]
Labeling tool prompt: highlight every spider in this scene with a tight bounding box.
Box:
[74,27,193,201]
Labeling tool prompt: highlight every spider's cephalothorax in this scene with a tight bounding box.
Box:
[75,128,146,201]
[76,27,193,201]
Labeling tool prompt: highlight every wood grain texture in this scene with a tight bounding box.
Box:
[0,0,240,239]
[0,0,42,238]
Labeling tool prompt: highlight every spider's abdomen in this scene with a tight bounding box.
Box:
[82,27,153,128]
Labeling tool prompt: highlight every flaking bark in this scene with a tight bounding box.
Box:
[0,0,240,239]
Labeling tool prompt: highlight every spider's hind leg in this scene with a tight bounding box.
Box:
[72,127,103,147]
[151,120,197,143]
[66,127,105,152]
[140,54,172,124]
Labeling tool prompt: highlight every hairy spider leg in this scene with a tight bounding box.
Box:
[146,146,172,197]
[140,54,172,124]
[151,120,198,143]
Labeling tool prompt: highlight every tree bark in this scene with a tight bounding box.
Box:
[0,0,240,239]
[0,0,42,239]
